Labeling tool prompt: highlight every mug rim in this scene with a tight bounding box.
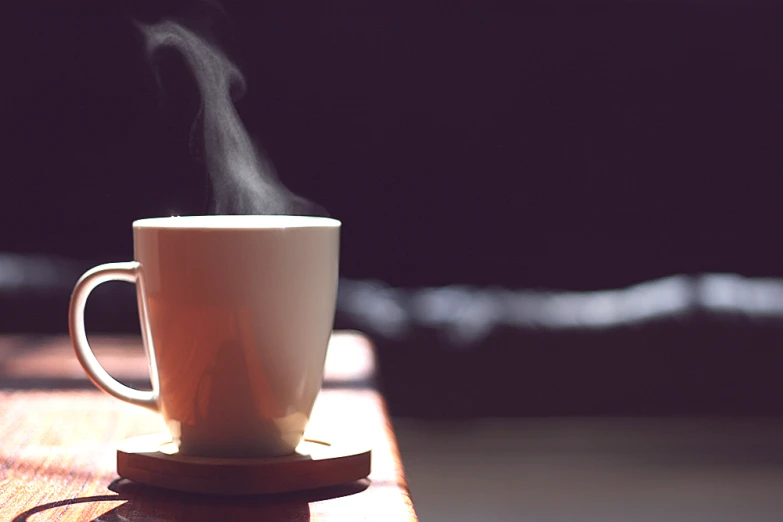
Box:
[133,215,341,230]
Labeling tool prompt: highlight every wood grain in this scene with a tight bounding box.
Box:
[0,332,417,521]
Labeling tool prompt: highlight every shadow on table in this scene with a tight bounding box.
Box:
[12,478,370,522]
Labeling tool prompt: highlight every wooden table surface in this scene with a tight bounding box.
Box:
[0,331,417,521]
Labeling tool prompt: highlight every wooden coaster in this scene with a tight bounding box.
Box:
[117,433,371,495]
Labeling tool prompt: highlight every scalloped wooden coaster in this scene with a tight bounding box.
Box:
[117,433,371,495]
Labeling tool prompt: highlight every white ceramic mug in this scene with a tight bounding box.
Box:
[69,215,340,458]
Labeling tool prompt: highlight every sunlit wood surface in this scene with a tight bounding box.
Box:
[0,331,417,521]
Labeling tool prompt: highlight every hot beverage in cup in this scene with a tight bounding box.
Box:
[69,215,340,458]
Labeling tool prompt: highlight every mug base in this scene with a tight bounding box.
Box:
[176,438,299,459]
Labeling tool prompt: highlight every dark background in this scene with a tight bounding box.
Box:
[3,1,783,417]
[4,1,783,290]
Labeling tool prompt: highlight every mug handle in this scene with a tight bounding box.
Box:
[68,261,159,412]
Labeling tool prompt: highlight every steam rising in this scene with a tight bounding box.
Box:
[140,20,320,215]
